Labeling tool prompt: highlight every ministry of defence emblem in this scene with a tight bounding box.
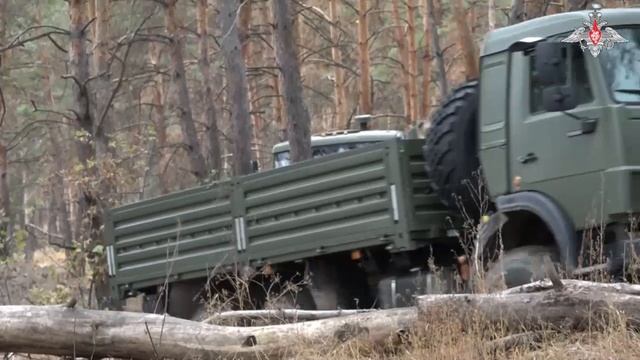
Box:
[561,6,627,57]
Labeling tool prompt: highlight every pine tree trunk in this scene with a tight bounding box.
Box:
[272,0,312,163]
[420,0,432,121]
[0,143,10,258]
[526,0,549,19]
[262,3,285,141]
[406,0,419,126]
[220,0,253,175]
[357,0,372,115]
[164,0,208,181]
[427,0,448,96]
[329,0,347,129]
[144,42,169,197]
[566,0,588,11]
[391,0,411,123]
[0,0,12,258]
[510,0,525,24]
[452,0,479,79]
[488,0,496,30]
[196,0,221,179]
[239,1,263,169]
[69,0,95,282]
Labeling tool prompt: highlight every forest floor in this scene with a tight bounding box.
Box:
[2,249,639,359]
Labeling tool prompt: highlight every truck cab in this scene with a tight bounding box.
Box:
[429,7,640,286]
[271,129,404,168]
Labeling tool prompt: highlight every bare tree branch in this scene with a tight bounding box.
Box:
[0,25,70,53]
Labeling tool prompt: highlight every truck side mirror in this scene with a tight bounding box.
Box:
[534,42,567,86]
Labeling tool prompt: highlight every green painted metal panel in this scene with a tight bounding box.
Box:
[106,138,452,299]
[108,181,235,295]
[241,142,397,262]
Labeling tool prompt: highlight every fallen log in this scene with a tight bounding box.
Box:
[1,280,640,359]
[0,305,416,359]
[417,279,640,331]
[204,309,375,325]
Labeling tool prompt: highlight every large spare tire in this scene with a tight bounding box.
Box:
[423,80,481,216]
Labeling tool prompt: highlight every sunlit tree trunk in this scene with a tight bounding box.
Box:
[452,0,478,79]
[329,0,347,129]
[220,0,253,175]
[164,0,208,181]
[357,0,372,115]
[420,0,432,121]
[272,0,312,162]
[196,0,221,178]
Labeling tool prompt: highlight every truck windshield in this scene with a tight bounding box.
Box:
[598,27,640,104]
[274,142,378,168]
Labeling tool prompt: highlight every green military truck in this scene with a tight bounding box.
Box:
[105,8,640,319]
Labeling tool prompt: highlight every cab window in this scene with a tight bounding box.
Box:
[528,44,593,114]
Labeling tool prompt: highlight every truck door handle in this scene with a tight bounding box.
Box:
[517,153,537,164]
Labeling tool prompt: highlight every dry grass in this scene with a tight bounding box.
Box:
[288,320,640,360]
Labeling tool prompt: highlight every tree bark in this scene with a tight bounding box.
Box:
[566,0,588,11]
[329,0,347,129]
[143,42,169,197]
[220,0,253,176]
[526,0,550,19]
[406,0,419,126]
[357,0,372,115]
[488,0,496,30]
[272,0,312,163]
[3,280,640,358]
[391,0,412,125]
[262,3,285,141]
[0,0,12,258]
[69,0,99,283]
[196,0,221,179]
[420,0,432,121]
[426,0,447,96]
[452,0,479,80]
[164,0,208,181]
[0,305,415,359]
[509,0,525,24]
[0,144,10,258]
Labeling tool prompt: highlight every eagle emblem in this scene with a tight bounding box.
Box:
[561,6,627,57]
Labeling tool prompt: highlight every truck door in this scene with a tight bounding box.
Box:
[507,44,610,224]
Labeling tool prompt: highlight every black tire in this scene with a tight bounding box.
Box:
[423,80,481,217]
[166,280,206,320]
[307,259,373,309]
[484,245,561,291]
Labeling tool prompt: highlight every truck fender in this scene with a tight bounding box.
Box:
[495,191,579,271]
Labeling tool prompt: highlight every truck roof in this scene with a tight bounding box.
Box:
[271,129,404,153]
[481,8,640,56]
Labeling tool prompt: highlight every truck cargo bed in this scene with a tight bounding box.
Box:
[105,138,451,299]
